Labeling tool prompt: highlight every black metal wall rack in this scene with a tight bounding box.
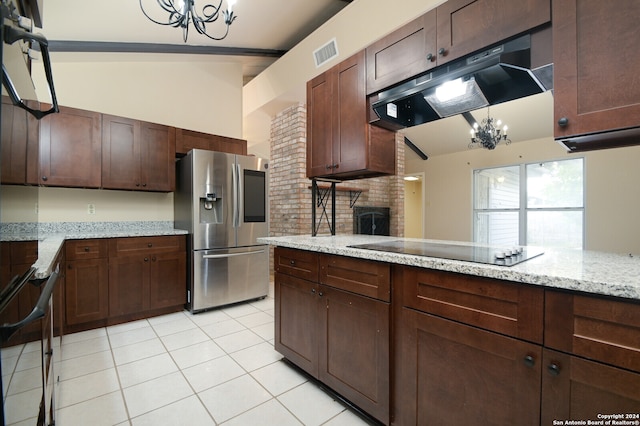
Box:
[310,179,364,236]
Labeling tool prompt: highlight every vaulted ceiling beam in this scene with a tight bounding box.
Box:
[46,40,287,58]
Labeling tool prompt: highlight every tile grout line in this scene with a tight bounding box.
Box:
[108,319,145,426]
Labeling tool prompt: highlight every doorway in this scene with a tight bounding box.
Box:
[404,173,424,238]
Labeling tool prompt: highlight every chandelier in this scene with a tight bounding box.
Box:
[468,109,511,150]
[139,0,237,42]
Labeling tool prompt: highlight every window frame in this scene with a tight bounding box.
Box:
[472,157,586,248]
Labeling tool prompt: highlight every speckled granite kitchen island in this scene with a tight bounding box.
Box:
[259,234,640,300]
[263,234,640,425]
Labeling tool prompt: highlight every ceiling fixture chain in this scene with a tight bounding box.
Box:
[139,0,237,42]
[468,108,511,150]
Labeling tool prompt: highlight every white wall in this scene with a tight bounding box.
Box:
[33,53,243,138]
[404,179,423,238]
[406,137,640,254]
[37,187,174,223]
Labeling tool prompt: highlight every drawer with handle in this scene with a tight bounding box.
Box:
[65,239,108,260]
[274,247,319,282]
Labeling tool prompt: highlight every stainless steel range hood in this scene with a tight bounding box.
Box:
[372,34,551,129]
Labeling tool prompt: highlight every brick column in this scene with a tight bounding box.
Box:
[269,104,309,238]
[269,104,405,240]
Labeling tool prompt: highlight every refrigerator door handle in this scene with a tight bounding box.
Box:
[203,249,266,259]
[235,163,242,229]
[232,162,240,228]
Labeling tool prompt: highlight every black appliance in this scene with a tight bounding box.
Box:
[348,240,543,267]
[0,267,59,426]
[1,0,59,424]
[371,34,552,129]
[1,0,58,118]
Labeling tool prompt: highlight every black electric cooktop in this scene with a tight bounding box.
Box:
[347,240,544,266]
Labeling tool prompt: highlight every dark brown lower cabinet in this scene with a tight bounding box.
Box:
[109,255,147,316]
[274,248,390,424]
[109,236,187,319]
[13,242,41,342]
[542,290,640,421]
[275,253,640,424]
[64,239,109,330]
[318,284,389,423]
[148,250,187,310]
[541,349,640,423]
[275,272,318,376]
[65,257,109,325]
[62,236,186,332]
[394,307,541,425]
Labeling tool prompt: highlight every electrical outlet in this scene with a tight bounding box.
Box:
[87,203,96,215]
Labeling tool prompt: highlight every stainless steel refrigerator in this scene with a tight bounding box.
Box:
[175,149,269,312]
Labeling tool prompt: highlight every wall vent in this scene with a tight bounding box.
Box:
[313,38,339,68]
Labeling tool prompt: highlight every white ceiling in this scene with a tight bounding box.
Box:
[40,0,352,80]
[403,91,554,159]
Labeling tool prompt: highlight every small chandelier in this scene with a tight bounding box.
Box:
[139,0,237,42]
[469,109,511,150]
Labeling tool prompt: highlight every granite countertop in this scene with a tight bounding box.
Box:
[258,235,640,301]
[2,222,188,280]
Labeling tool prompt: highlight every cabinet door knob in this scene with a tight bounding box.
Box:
[152,256,156,262]
[326,165,332,170]
[547,363,561,376]
[84,247,90,252]
[427,53,434,62]
[438,47,446,56]
[42,176,48,181]
[318,291,324,297]
[136,183,140,187]
[142,183,147,187]
[558,117,569,127]
[148,243,153,247]
[290,260,295,265]
[144,257,149,262]
[311,288,316,294]
[333,164,339,169]
[523,355,535,367]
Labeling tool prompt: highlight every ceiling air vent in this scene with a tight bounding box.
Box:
[313,38,338,68]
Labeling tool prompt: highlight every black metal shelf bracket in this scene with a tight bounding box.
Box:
[311,178,336,236]
[348,190,362,208]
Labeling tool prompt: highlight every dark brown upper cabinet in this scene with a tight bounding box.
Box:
[102,115,176,192]
[366,0,551,95]
[1,97,39,185]
[553,0,640,151]
[307,50,396,180]
[436,0,550,65]
[175,128,247,156]
[366,10,437,95]
[38,105,102,188]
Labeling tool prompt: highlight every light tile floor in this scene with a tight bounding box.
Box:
[3,283,374,425]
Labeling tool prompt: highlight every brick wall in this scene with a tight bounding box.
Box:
[269,103,405,240]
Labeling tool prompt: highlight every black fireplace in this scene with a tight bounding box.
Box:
[353,207,390,236]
